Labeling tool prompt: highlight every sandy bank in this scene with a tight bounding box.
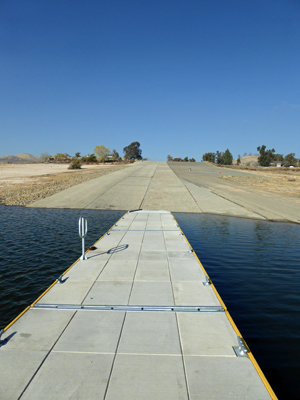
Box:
[0,163,127,206]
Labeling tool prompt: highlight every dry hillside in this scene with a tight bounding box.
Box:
[233,155,259,166]
[0,153,40,163]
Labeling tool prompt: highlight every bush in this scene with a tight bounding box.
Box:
[68,159,82,169]
[86,153,97,162]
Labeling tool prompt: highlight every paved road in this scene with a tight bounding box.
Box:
[29,161,300,223]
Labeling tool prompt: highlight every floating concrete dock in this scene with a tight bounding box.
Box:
[0,210,277,399]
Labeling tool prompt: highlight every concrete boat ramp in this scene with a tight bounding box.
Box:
[28,161,300,224]
[0,210,276,399]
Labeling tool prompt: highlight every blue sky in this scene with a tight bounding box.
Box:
[1,0,299,161]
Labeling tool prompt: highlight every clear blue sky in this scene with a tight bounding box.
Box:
[1,0,299,161]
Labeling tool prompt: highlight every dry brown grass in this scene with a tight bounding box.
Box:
[220,170,300,197]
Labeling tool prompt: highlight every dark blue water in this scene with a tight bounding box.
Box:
[1,205,299,399]
[175,213,300,400]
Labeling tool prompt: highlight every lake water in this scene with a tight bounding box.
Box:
[1,204,299,399]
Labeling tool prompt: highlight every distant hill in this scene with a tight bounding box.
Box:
[0,153,41,164]
[233,154,259,166]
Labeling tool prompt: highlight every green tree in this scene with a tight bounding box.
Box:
[189,158,196,162]
[75,152,81,158]
[236,154,241,165]
[257,145,275,166]
[202,152,215,163]
[94,145,110,162]
[183,156,189,162]
[284,153,297,167]
[123,141,142,160]
[111,149,120,160]
[273,154,283,162]
[215,151,224,164]
[223,149,233,165]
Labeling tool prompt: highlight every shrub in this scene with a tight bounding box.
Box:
[86,153,97,162]
[68,159,82,169]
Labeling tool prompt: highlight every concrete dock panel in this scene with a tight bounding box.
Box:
[185,356,271,400]
[83,281,132,305]
[21,353,115,400]
[36,282,93,305]
[178,313,238,356]
[53,310,125,353]
[135,260,170,281]
[129,281,175,305]
[2,308,75,351]
[118,312,181,355]
[0,350,48,399]
[173,282,222,306]
[97,259,138,281]
[105,354,189,400]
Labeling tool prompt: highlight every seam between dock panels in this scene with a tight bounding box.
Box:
[102,312,127,400]
[126,213,148,303]
[103,213,149,400]
[162,215,191,400]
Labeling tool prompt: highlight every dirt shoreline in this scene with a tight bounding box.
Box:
[0,163,127,206]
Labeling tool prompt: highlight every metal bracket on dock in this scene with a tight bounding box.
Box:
[57,275,64,284]
[203,276,212,286]
[32,304,225,313]
[233,336,248,357]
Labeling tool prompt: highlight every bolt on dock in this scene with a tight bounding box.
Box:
[0,210,277,399]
